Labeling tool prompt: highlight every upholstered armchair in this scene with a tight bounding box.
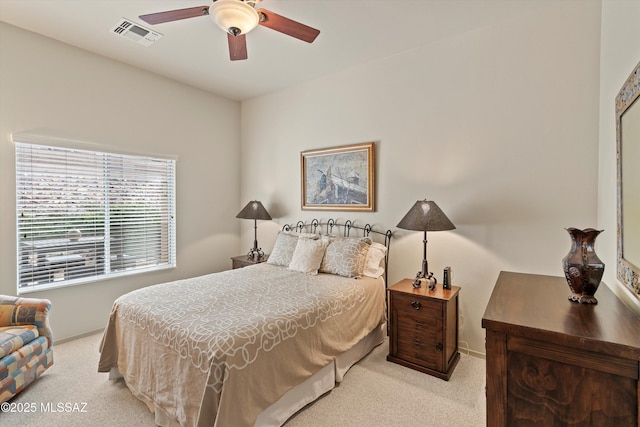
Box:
[0,296,54,403]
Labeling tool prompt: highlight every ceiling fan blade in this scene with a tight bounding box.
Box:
[139,6,210,25]
[257,9,320,43]
[228,33,248,61]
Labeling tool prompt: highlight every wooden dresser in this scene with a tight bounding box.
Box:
[482,271,640,426]
[387,279,460,380]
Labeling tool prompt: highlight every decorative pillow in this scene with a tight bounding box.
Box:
[288,237,329,275]
[320,237,371,278]
[267,231,318,267]
[363,242,387,278]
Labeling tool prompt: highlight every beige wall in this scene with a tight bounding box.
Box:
[0,23,242,341]
[240,2,602,356]
[598,0,640,313]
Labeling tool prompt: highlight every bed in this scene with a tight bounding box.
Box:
[98,220,392,427]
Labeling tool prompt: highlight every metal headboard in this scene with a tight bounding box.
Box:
[282,219,393,285]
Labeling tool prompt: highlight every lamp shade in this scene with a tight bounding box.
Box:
[397,200,455,232]
[236,200,272,220]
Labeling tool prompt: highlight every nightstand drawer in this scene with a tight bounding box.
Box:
[396,315,442,369]
[392,292,442,319]
[397,312,440,332]
[396,335,440,369]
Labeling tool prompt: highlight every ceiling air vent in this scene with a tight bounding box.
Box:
[111,18,162,46]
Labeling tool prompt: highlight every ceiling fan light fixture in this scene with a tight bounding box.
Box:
[211,0,259,36]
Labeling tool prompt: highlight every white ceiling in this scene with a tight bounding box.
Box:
[0,0,557,101]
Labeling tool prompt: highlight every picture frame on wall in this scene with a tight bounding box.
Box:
[301,142,375,211]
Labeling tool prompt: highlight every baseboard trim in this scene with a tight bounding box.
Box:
[54,329,103,345]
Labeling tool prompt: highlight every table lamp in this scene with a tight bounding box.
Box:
[397,200,455,290]
[236,200,272,259]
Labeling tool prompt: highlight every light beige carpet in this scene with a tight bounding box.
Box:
[1,332,486,426]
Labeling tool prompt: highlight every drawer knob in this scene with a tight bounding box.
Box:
[436,343,443,351]
[410,300,421,310]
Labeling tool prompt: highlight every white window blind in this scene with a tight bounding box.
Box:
[16,142,176,292]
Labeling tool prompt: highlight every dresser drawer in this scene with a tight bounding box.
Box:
[392,292,442,319]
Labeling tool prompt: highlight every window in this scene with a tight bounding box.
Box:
[15,141,176,293]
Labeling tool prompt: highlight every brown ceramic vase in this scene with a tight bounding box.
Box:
[562,227,604,304]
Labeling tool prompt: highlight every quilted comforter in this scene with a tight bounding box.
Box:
[98,263,386,427]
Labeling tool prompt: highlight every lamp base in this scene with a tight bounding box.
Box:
[412,271,437,290]
[247,247,265,260]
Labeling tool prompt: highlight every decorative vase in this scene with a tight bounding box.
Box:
[562,227,604,304]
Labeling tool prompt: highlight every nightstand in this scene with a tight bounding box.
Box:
[387,278,460,380]
[231,255,269,269]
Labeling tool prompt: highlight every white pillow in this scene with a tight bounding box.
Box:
[320,237,371,278]
[288,237,329,275]
[363,242,387,278]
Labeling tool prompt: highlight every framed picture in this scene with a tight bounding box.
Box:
[301,142,375,211]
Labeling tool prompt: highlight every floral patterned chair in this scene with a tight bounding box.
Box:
[0,296,53,403]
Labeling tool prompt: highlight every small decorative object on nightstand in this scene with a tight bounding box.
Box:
[387,278,460,380]
[231,255,269,269]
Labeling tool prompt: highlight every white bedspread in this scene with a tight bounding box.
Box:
[99,263,386,427]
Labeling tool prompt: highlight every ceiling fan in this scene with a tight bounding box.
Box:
[139,0,320,61]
